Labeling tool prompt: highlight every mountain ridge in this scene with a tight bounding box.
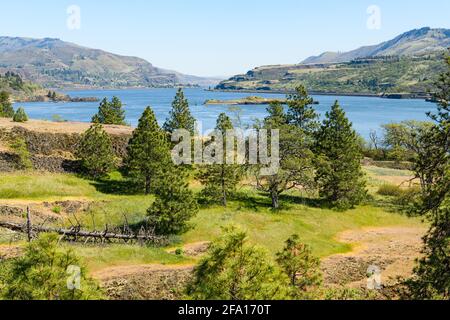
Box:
[302,27,450,64]
[0,36,221,89]
[216,28,449,95]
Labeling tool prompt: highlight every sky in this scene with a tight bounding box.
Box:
[0,0,449,77]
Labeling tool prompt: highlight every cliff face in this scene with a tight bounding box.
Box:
[0,119,132,172]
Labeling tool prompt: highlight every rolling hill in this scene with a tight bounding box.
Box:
[0,37,221,89]
[216,28,450,95]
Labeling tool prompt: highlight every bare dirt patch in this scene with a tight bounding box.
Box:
[0,118,133,136]
[93,264,194,300]
[321,226,426,298]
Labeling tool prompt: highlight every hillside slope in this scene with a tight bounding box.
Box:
[303,27,450,64]
[216,28,449,95]
[0,37,220,89]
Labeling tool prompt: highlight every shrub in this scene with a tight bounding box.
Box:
[13,107,28,123]
[0,233,103,300]
[377,184,404,197]
[9,137,33,170]
[76,124,118,179]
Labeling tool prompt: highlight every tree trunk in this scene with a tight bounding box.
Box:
[145,175,151,195]
[221,165,227,207]
[271,189,279,210]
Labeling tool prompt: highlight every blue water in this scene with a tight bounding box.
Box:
[13,88,436,139]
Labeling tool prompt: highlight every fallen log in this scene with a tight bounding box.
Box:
[0,221,167,245]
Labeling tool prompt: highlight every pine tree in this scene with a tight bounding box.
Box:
[0,233,103,300]
[186,227,291,300]
[76,124,117,179]
[124,106,171,195]
[198,113,243,206]
[147,168,198,235]
[255,102,316,209]
[0,91,14,118]
[315,101,367,210]
[163,88,196,135]
[92,97,126,125]
[10,138,33,170]
[286,85,319,134]
[13,107,28,123]
[407,50,450,299]
[276,235,322,298]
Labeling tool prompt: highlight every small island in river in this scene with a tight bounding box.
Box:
[204,96,319,106]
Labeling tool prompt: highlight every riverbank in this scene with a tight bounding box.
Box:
[207,89,433,101]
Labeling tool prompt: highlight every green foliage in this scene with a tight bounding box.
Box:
[0,233,103,300]
[12,107,28,123]
[255,98,316,209]
[147,168,198,235]
[276,235,322,298]
[377,184,404,197]
[315,101,367,210]
[198,113,243,206]
[163,88,196,135]
[0,91,14,118]
[9,137,33,170]
[124,107,172,194]
[286,85,320,133]
[217,54,445,94]
[76,124,117,179]
[92,97,126,125]
[186,227,291,300]
[407,50,450,299]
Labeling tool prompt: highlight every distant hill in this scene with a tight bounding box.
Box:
[303,27,450,64]
[0,37,221,89]
[216,28,449,95]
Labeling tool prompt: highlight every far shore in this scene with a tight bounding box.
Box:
[207,88,433,101]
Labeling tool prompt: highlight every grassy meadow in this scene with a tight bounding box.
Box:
[0,166,424,272]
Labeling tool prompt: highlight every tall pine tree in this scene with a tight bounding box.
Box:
[124,106,171,195]
[92,97,126,125]
[163,88,196,135]
[315,101,367,210]
[198,113,243,206]
[407,50,450,299]
[0,91,14,118]
[286,85,319,134]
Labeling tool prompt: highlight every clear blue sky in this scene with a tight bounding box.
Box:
[1,0,449,77]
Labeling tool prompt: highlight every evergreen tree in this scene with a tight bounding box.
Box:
[13,107,28,123]
[198,113,243,206]
[256,102,316,209]
[163,88,196,135]
[286,85,319,134]
[407,50,450,299]
[315,101,367,210]
[0,233,103,300]
[76,124,117,179]
[276,235,322,298]
[124,106,171,194]
[186,227,291,300]
[10,138,33,170]
[0,91,14,118]
[147,168,198,235]
[92,97,126,125]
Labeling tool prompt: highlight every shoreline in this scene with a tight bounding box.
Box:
[207,89,433,101]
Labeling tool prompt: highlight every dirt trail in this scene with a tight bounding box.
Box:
[92,264,194,282]
[321,226,426,290]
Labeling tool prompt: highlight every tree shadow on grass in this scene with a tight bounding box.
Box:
[90,178,142,196]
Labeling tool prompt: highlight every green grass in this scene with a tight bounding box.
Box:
[0,172,102,200]
[0,169,424,269]
[69,244,192,272]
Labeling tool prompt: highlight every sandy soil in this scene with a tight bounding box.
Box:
[321,226,426,291]
[0,118,133,135]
